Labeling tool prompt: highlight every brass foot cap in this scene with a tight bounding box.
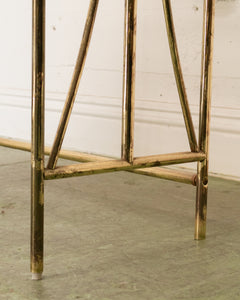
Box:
[32,273,42,280]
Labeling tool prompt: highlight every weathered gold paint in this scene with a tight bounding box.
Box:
[195,0,215,240]
[31,0,45,279]
[162,0,198,153]
[47,0,99,170]
[121,0,137,163]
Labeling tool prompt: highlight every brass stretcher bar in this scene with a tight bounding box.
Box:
[44,152,205,180]
[1,0,216,280]
[0,138,198,185]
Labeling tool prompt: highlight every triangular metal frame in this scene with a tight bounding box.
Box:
[47,0,198,171]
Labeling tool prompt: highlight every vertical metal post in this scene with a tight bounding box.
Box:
[195,0,215,240]
[121,0,137,163]
[31,0,45,279]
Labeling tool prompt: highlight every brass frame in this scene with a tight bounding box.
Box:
[0,0,215,279]
[31,0,45,280]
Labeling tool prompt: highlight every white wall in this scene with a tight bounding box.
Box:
[0,0,239,179]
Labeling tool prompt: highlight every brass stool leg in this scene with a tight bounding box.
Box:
[31,0,45,279]
[195,0,215,240]
[122,0,137,163]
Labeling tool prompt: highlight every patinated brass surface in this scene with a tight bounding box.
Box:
[121,0,137,163]
[31,0,45,280]
[47,0,99,170]
[44,152,205,180]
[162,0,198,152]
[0,137,197,185]
[0,0,216,278]
[195,0,215,240]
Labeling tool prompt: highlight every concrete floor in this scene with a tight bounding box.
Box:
[0,146,240,300]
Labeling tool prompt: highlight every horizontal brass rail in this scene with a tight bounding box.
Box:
[0,137,108,162]
[44,152,204,180]
[0,138,198,185]
[132,152,205,167]
[134,167,197,186]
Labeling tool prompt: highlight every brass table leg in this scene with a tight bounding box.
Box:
[195,0,215,240]
[31,0,45,280]
[122,0,137,163]
[27,0,216,279]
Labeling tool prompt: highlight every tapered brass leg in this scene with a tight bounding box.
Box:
[31,0,45,279]
[195,0,215,240]
[121,0,137,163]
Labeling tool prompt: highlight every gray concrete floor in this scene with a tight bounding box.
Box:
[0,146,240,300]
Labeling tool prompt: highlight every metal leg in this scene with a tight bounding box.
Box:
[195,0,215,240]
[122,0,138,163]
[31,0,45,279]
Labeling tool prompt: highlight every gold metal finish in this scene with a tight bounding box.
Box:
[0,138,34,152]
[195,0,215,240]
[121,0,137,163]
[47,0,99,170]
[31,0,45,280]
[0,137,196,185]
[0,0,216,277]
[0,138,109,162]
[133,152,205,167]
[44,152,204,180]
[162,0,198,152]
[134,168,197,186]
[0,137,109,162]
[45,160,130,180]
